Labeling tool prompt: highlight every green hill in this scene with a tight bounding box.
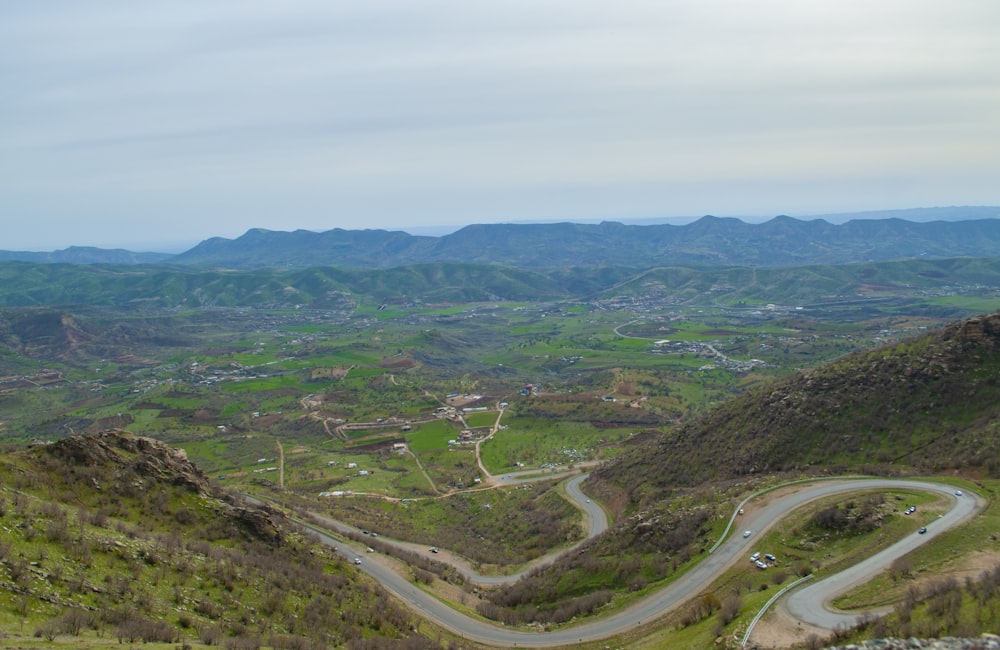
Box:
[3,256,1000,309]
[590,311,1000,510]
[0,430,443,648]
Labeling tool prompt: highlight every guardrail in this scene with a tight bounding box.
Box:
[741,574,813,647]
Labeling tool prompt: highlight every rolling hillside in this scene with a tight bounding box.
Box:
[590,311,1000,510]
[2,256,1000,309]
[0,430,444,648]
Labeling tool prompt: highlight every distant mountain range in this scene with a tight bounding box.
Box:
[0,246,172,265]
[3,206,999,270]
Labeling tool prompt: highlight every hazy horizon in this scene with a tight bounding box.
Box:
[3,2,999,251]
[3,205,994,255]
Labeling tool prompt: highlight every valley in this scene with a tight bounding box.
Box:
[1,253,999,648]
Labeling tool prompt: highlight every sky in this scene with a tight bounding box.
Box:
[2,1,999,252]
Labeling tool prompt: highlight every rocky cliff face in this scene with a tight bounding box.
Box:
[952,312,1000,345]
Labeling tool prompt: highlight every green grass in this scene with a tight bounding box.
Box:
[463,410,497,427]
[479,416,628,473]
[406,419,457,451]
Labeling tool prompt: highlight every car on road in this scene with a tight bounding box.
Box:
[919,527,927,534]
[955,490,963,496]
[429,547,439,554]
[353,558,362,565]
[743,530,752,538]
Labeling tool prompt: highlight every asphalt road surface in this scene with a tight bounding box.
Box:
[310,477,981,648]
[784,480,982,630]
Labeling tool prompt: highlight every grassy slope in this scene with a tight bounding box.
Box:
[590,311,1000,512]
[0,431,442,649]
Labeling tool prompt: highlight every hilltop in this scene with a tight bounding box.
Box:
[0,430,445,648]
[590,311,1000,510]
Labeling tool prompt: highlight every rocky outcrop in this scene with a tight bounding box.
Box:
[44,429,285,545]
[952,312,1000,345]
[46,429,210,494]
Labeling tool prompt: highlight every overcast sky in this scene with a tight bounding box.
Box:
[2,1,999,251]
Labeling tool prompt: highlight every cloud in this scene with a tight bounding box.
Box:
[1,0,999,249]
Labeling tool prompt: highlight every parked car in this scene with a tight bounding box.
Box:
[750,552,761,561]
[765,553,777,561]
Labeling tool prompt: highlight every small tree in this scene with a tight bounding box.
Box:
[34,618,60,642]
[60,607,90,635]
[718,593,742,625]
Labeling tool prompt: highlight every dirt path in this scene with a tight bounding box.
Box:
[474,403,505,485]
[405,449,441,495]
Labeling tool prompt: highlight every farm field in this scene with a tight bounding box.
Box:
[2,288,999,567]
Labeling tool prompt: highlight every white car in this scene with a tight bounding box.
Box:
[955,490,963,496]
[743,530,752,538]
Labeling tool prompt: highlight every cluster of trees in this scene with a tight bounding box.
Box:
[881,565,1000,639]
[473,505,712,625]
[809,564,1000,648]
[314,484,580,566]
[675,591,743,635]
[477,589,613,626]
[809,494,885,535]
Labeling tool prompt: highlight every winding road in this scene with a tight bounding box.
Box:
[307,477,982,648]
[784,480,982,630]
